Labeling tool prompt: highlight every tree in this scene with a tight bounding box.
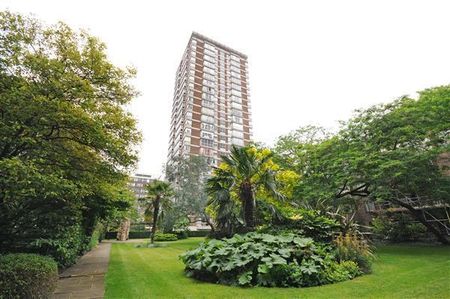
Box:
[274,125,331,170]
[165,156,213,231]
[274,86,450,244]
[0,11,141,263]
[207,145,283,232]
[274,126,355,208]
[337,88,450,244]
[143,180,174,244]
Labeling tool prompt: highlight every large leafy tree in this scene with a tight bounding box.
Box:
[0,11,141,260]
[337,88,450,244]
[142,180,174,244]
[274,125,331,171]
[165,156,214,231]
[274,86,450,244]
[207,145,284,233]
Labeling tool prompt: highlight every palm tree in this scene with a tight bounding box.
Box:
[207,145,283,232]
[207,173,241,237]
[143,180,174,244]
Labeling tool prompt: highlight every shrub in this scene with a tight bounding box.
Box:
[129,231,151,239]
[0,253,58,298]
[334,232,374,273]
[262,209,339,241]
[176,230,189,239]
[188,230,211,237]
[0,195,89,268]
[154,233,178,241]
[372,215,428,242]
[87,223,105,251]
[31,223,86,267]
[180,232,361,287]
[323,260,360,283]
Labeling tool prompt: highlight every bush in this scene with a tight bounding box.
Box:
[176,230,189,239]
[180,232,362,287]
[323,260,361,283]
[104,231,152,239]
[129,231,151,239]
[0,253,58,298]
[262,209,339,241]
[372,215,428,242]
[334,232,374,273]
[31,223,86,267]
[188,230,211,237]
[105,231,118,239]
[87,223,105,251]
[0,195,88,268]
[154,233,178,241]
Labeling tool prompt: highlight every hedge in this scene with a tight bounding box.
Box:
[188,230,210,237]
[30,223,87,267]
[105,231,151,239]
[87,223,105,251]
[0,253,58,298]
[154,233,178,241]
[105,229,211,239]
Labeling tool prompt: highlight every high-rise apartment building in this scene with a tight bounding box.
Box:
[128,174,152,220]
[168,32,252,166]
[128,174,153,199]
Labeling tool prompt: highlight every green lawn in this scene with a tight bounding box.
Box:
[105,238,450,299]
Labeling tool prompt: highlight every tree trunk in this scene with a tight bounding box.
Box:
[116,218,130,241]
[391,198,449,245]
[203,212,215,233]
[150,197,160,244]
[241,182,255,230]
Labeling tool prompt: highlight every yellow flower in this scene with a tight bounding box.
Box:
[261,148,271,157]
[246,146,257,156]
[290,214,303,220]
[218,162,230,171]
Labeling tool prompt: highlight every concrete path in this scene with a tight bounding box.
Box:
[52,242,111,299]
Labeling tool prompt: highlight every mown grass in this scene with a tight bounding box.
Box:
[105,238,450,298]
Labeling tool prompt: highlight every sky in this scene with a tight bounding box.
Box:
[2,0,450,177]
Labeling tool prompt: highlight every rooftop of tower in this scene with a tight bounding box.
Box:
[191,31,248,59]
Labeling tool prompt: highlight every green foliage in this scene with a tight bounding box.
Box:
[372,214,428,242]
[87,222,105,251]
[161,213,190,235]
[207,145,284,235]
[181,232,362,287]
[105,231,151,239]
[129,231,150,239]
[261,208,339,241]
[273,86,450,244]
[274,125,331,171]
[154,233,178,241]
[165,156,212,231]
[142,180,174,244]
[0,253,58,298]
[334,233,374,274]
[323,260,361,283]
[31,223,87,267]
[188,230,211,237]
[176,230,189,239]
[0,11,140,264]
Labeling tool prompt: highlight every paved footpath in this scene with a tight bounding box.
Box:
[52,242,111,299]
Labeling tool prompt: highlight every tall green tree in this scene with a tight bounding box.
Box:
[165,156,214,231]
[207,145,283,232]
[274,86,450,244]
[143,180,174,244]
[0,11,141,263]
[337,88,450,244]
